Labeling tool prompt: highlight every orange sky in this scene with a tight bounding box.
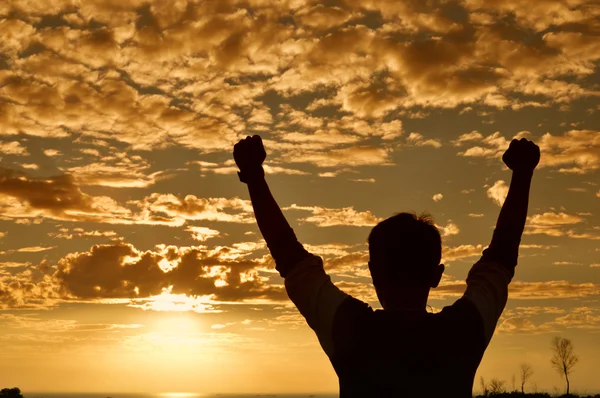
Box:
[1,0,599,394]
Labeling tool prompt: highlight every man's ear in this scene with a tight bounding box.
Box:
[430,263,445,288]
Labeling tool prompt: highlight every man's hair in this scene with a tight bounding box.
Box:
[368,212,442,282]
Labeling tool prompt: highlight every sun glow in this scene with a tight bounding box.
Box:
[145,311,203,336]
[128,288,221,313]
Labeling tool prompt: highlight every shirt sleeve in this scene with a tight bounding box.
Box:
[463,253,513,345]
[284,254,351,357]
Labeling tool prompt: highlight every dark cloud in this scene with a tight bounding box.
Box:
[0,167,257,226]
[0,238,287,309]
[54,242,285,302]
[0,166,131,222]
[0,166,105,211]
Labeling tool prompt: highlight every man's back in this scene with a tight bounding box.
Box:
[281,251,512,397]
[329,297,486,397]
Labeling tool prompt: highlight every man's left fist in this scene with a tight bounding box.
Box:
[502,138,540,172]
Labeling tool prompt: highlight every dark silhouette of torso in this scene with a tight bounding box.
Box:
[330,297,486,397]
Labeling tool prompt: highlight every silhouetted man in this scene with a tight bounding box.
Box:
[234,135,540,397]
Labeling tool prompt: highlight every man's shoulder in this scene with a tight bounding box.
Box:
[436,297,484,326]
[335,296,374,322]
[439,296,480,315]
[331,296,373,354]
[431,298,487,350]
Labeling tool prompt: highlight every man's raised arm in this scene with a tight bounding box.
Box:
[463,138,540,343]
[233,135,311,277]
[234,135,353,357]
[482,138,540,274]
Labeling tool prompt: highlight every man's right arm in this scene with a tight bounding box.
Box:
[233,135,354,358]
[464,138,540,344]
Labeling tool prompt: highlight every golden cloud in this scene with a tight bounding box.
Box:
[407,132,442,148]
[285,203,382,227]
[538,130,600,174]
[486,180,509,206]
[185,226,221,242]
[497,306,600,334]
[2,0,595,170]
[65,151,167,188]
[0,268,61,309]
[442,244,484,263]
[285,146,393,167]
[189,160,309,177]
[129,193,255,226]
[0,141,28,155]
[523,212,600,239]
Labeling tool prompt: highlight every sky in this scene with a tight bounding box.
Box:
[0,0,599,394]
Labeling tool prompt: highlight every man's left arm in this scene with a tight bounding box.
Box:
[234,135,351,356]
[463,138,540,345]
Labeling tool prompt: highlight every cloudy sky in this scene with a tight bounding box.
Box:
[1,0,599,394]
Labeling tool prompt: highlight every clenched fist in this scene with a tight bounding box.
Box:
[502,138,540,172]
[233,135,266,183]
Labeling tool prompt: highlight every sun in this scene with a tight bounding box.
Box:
[149,312,202,333]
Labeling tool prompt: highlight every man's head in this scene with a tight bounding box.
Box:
[367,212,444,310]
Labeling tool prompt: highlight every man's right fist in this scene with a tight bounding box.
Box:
[233,135,266,183]
[502,138,540,172]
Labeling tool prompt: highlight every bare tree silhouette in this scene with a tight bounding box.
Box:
[488,378,506,395]
[480,376,489,396]
[520,362,534,394]
[551,336,579,395]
